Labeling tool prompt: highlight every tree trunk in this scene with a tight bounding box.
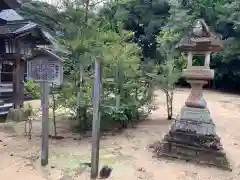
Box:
[53,108,57,136]
[84,0,90,24]
[51,89,57,137]
[165,90,173,120]
[79,106,87,132]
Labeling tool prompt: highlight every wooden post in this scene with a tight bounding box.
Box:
[0,60,2,87]
[0,61,2,105]
[91,57,102,179]
[13,40,24,108]
[115,62,120,110]
[19,60,24,107]
[12,56,17,108]
[76,91,81,130]
[40,81,50,166]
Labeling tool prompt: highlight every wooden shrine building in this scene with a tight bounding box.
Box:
[0,9,59,115]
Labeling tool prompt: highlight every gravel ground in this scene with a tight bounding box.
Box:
[0,89,240,180]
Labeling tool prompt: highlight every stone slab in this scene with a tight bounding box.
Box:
[177,106,212,123]
[183,67,214,80]
[171,119,216,136]
[171,106,217,135]
[154,142,231,171]
[6,108,25,122]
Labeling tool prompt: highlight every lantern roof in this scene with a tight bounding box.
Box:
[0,0,22,11]
[176,19,223,53]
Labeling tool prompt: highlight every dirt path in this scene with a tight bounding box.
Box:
[1,89,240,180]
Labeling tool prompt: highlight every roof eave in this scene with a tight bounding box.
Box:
[0,0,21,10]
[26,47,64,62]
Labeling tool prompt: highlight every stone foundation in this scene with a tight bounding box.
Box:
[150,106,231,171]
[6,108,25,122]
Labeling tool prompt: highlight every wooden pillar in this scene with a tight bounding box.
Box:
[91,57,102,178]
[0,60,2,87]
[19,59,24,107]
[13,40,24,109]
[12,57,17,108]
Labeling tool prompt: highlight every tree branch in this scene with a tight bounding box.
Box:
[89,0,106,7]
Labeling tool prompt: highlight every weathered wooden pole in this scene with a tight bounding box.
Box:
[40,81,50,166]
[13,40,24,109]
[0,61,2,105]
[91,57,102,178]
[26,48,63,167]
[0,61,2,87]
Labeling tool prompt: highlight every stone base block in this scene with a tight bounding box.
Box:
[177,106,212,123]
[173,106,216,135]
[149,140,231,171]
[7,108,25,122]
[149,106,231,171]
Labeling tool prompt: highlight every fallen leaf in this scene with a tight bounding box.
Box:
[137,167,146,172]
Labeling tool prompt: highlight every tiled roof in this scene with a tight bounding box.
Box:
[0,9,23,21]
[14,22,37,34]
[0,9,69,54]
[0,9,25,34]
[0,18,7,26]
[27,47,64,62]
[0,21,29,35]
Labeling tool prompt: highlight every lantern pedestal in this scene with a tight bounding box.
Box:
[183,67,214,108]
[173,106,215,134]
[151,106,231,170]
[151,76,231,170]
[185,80,207,108]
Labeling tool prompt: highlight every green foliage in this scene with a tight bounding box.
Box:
[153,60,181,90]
[20,0,240,130]
[20,0,240,92]
[17,1,64,31]
[166,0,240,91]
[23,103,34,118]
[24,81,40,99]
[147,26,186,119]
[154,27,186,89]
[98,0,170,59]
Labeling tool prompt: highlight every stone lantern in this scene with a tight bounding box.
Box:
[176,19,223,109]
[152,19,230,170]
